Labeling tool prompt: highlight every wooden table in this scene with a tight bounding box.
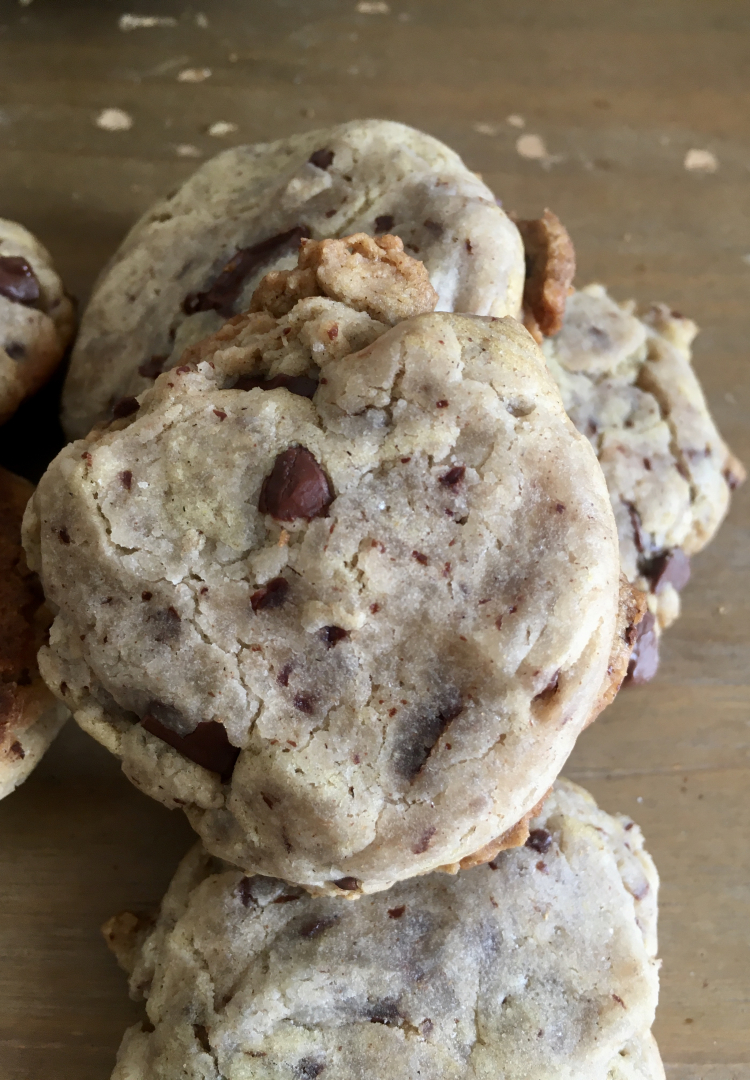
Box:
[0,3,748,1077]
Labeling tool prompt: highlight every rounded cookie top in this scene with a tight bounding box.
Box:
[543,283,745,679]
[0,218,75,424]
[61,118,524,438]
[0,466,67,799]
[104,779,663,1080]
[27,238,621,894]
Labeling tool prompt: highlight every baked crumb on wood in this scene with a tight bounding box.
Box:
[515,209,576,343]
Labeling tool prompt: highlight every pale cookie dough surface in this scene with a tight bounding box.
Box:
[62,118,525,439]
[26,247,622,894]
[0,218,75,424]
[543,284,745,678]
[105,779,664,1080]
[0,466,67,800]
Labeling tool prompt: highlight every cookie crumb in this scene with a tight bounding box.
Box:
[95,108,133,132]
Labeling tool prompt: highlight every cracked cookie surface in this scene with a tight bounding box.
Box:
[26,244,621,893]
[543,284,745,680]
[105,779,664,1080]
[0,467,67,799]
[61,118,525,439]
[0,218,75,424]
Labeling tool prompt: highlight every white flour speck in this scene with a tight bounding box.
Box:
[95,108,133,132]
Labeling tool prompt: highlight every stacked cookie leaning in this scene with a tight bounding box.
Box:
[18,120,745,1077]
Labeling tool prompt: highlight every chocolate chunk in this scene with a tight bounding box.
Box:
[387,905,406,919]
[112,396,140,419]
[423,219,443,237]
[120,470,133,490]
[237,877,256,907]
[374,214,395,233]
[234,372,318,399]
[412,550,428,565]
[439,465,465,487]
[299,914,340,939]
[276,663,292,687]
[138,354,169,380]
[368,999,402,1026]
[58,528,71,544]
[293,692,314,713]
[8,741,25,761]
[296,1059,326,1080]
[250,576,289,612]
[0,256,40,305]
[183,226,310,318]
[308,148,334,170]
[641,548,691,595]
[393,688,463,780]
[333,876,360,892]
[141,709,240,781]
[258,447,333,522]
[318,625,349,648]
[525,828,552,854]
[625,611,659,685]
[4,341,26,360]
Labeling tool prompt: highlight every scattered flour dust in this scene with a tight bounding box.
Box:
[95,108,133,132]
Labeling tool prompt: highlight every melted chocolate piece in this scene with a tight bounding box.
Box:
[234,372,318,399]
[393,689,463,780]
[308,148,334,170]
[183,226,310,318]
[138,354,169,379]
[318,625,348,648]
[525,828,552,854]
[0,256,40,305]
[439,465,465,487]
[112,396,140,419]
[641,548,691,595]
[625,611,659,685]
[387,905,406,919]
[333,876,360,892]
[374,214,394,233]
[141,709,240,781]
[258,447,333,522]
[250,576,289,612]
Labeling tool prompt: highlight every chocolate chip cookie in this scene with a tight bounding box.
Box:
[0,466,67,799]
[0,218,75,426]
[103,779,663,1080]
[26,239,628,894]
[61,119,525,439]
[543,284,745,681]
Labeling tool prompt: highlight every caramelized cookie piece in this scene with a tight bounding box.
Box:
[515,209,575,343]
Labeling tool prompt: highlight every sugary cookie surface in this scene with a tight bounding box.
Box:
[0,218,75,424]
[105,779,664,1080]
[26,239,622,893]
[543,284,745,681]
[61,118,525,439]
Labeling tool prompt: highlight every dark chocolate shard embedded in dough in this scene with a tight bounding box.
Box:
[259,447,333,522]
[308,148,334,170]
[374,214,395,233]
[640,548,691,595]
[141,706,240,781]
[525,828,552,854]
[0,256,41,306]
[625,611,659,685]
[439,465,465,487]
[299,914,340,939]
[392,689,463,780]
[367,999,402,1025]
[332,876,360,892]
[250,576,289,612]
[183,225,311,318]
[318,625,349,648]
[234,372,318,399]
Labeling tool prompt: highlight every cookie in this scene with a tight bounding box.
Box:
[103,778,664,1080]
[542,284,745,680]
[61,118,525,439]
[0,218,75,425]
[0,466,67,799]
[26,237,629,895]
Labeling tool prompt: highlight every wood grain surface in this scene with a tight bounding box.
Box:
[0,3,748,1078]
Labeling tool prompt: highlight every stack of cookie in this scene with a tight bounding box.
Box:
[6,120,745,1078]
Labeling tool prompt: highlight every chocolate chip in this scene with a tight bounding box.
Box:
[333,876,360,892]
[0,256,40,305]
[318,625,349,648]
[8,741,25,761]
[423,219,443,237]
[138,354,169,379]
[368,999,402,1026]
[625,611,659,685]
[120,470,133,490]
[183,226,311,318]
[412,826,436,854]
[308,148,334,169]
[299,914,340,939]
[293,692,314,713]
[141,591,152,601]
[412,550,428,565]
[58,528,71,544]
[439,465,465,487]
[4,341,26,360]
[296,1058,326,1080]
[436,399,449,408]
[112,396,140,419]
[141,710,240,781]
[392,688,463,780]
[259,447,333,522]
[251,576,289,612]
[276,663,292,687]
[525,828,552,854]
[465,239,473,254]
[374,214,394,233]
[234,372,318,399]
[387,905,406,919]
[640,548,691,595]
[213,408,227,420]
[237,877,256,906]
